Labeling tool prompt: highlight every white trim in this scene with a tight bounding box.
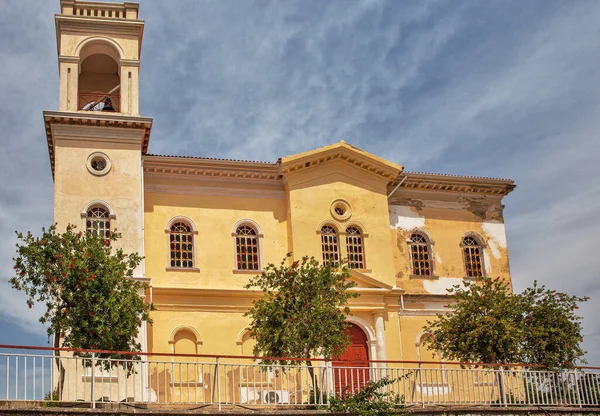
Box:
[236,328,251,346]
[81,200,116,219]
[406,228,436,277]
[231,219,263,235]
[86,152,112,176]
[168,325,203,345]
[166,216,198,233]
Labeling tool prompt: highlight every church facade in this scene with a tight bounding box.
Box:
[44,0,515,377]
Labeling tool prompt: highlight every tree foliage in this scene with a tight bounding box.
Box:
[10,224,153,366]
[422,277,588,368]
[244,254,358,365]
[328,377,407,416]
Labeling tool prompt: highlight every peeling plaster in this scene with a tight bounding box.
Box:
[423,278,464,295]
[435,253,443,264]
[483,249,492,274]
[389,205,425,230]
[482,221,507,248]
[488,240,501,259]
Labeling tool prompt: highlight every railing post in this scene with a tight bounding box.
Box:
[91,353,96,409]
[418,362,424,408]
[500,368,507,407]
[573,371,582,408]
[216,357,221,411]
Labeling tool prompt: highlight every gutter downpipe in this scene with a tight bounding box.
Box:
[387,174,407,199]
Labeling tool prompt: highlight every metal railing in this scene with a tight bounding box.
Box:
[78,93,120,112]
[0,345,598,408]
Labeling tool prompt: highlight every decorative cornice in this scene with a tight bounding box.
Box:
[143,155,281,184]
[390,172,516,197]
[43,111,152,177]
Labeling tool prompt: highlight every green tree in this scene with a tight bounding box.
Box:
[422,277,588,368]
[10,224,153,397]
[244,254,358,391]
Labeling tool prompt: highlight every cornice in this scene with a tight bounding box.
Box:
[43,111,152,177]
[143,155,281,184]
[390,172,516,197]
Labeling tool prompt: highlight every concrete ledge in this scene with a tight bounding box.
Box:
[0,403,599,416]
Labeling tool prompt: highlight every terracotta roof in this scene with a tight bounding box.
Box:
[145,153,275,165]
[404,171,514,182]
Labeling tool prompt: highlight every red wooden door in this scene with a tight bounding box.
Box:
[332,324,370,395]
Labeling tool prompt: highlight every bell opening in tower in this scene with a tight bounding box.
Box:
[77,42,121,112]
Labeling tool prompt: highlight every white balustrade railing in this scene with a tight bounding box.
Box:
[0,345,598,408]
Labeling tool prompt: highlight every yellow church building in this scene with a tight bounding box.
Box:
[43,0,515,402]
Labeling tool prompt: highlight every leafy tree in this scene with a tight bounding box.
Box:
[422,277,588,368]
[10,224,153,397]
[244,254,358,391]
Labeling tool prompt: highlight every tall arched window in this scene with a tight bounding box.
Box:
[86,206,111,239]
[321,225,340,266]
[409,232,432,276]
[345,227,365,269]
[169,221,194,269]
[462,235,484,278]
[235,225,260,271]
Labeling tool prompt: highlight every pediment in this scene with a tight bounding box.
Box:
[279,141,403,185]
[348,269,393,290]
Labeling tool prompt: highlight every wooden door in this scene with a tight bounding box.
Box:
[332,323,370,394]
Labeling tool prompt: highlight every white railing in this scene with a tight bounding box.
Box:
[0,345,599,408]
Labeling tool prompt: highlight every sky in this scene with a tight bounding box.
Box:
[0,0,599,366]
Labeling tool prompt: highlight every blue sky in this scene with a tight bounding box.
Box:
[0,0,599,365]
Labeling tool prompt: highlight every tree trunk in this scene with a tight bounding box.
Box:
[305,352,319,400]
[53,333,66,401]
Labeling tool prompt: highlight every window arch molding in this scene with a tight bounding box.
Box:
[232,219,263,272]
[168,325,203,347]
[231,219,264,236]
[80,200,116,220]
[406,228,436,278]
[460,231,487,278]
[165,216,198,234]
[165,217,198,271]
[75,36,124,70]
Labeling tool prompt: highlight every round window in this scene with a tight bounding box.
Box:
[330,200,351,221]
[86,152,111,176]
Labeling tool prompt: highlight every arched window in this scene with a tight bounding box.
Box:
[345,227,365,269]
[169,221,194,269]
[235,225,260,270]
[409,232,432,276]
[86,206,111,239]
[462,235,484,278]
[321,225,340,266]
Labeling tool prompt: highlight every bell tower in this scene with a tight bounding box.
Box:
[43,0,152,279]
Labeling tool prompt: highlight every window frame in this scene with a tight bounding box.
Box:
[318,223,341,267]
[460,232,487,279]
[231,219,263,273]
[80,200,115,240]
[165,216,199,272]
[344,225,367,270]
[406,229,436,278]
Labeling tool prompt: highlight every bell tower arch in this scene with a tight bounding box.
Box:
[56,0,143,115]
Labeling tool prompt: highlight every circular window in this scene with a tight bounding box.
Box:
[330,200,351,221]
[86,152,111,176]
